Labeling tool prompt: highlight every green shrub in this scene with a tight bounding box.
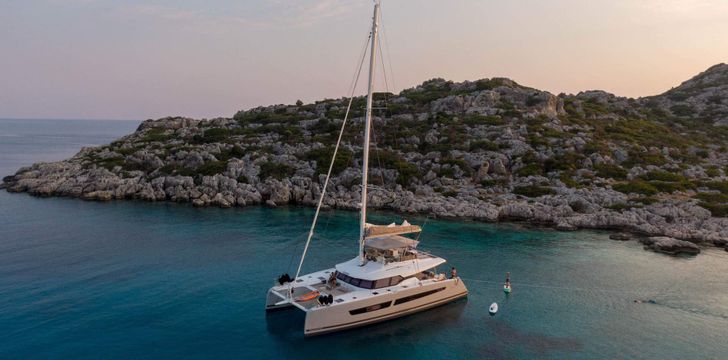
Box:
[400,79,453,105]
[201,128,231,143]
[629,196,658,205]
[475,78,509,91]
[669,104,695,116]
[480,179,496,187]
[115,147,139,156]
[700,181,728,194]
[513,185,555,197]
[559,172,580,188]
[649,181,687,193]
[527,134,549,147]
[594,164,628,180]
[583,141,610,156]
[607,203,637,211]
[625,150,667,167]
[695,192,728,203]
[706,166,720,177]
[613,180,658,196]
[469,140,500,152]
[233,110,305,125]
[581,98,607,116]
[311,118,339,133]
[516,163,542,177]
[699,202,728,217]
[543,152,583,173]
[141,128,170,142]
[437,167,455,178]
[217,145,246,161]
[373,150,420,186]
[440,158,473,177]
[259,161,295,180]
[304,146,353,176]
[480,178,510,187]
[526,95,542,106]
[197,160,228,176]
[442,190,458,198]
[641,170,685,182]
[95,157,125,170]
[462,114,506,126]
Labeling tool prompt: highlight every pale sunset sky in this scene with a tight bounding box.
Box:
[1,0,727,120]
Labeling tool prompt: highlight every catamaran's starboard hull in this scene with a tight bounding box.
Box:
[303,278,467,336]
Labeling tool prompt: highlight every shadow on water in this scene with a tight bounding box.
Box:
[475,320,582,359]
[266,299,467,347]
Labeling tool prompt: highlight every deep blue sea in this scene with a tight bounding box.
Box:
[1,119,727,359]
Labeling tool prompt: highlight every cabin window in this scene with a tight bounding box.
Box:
[393,287,446,305]
[349,301,392,315]
[388,276,403,286]
[336,273,405,289]
[336,273,350,284]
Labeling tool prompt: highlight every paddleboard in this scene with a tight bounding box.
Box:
[503,284,511,293]
[489,302,498,315]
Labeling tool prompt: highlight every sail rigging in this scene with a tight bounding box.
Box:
[293,0,382,284]
[291,24,372,285]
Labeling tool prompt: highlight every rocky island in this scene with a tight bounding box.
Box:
[4,64,728,255]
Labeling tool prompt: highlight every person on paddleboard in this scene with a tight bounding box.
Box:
[503,272,512,293]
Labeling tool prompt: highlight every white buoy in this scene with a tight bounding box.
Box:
[489,302,498,315]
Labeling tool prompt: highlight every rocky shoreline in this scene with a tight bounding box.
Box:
[3,160,727,256]
[4,64,728,256]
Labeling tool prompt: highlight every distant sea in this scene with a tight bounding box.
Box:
[1,119,728,359]
[0,119,140,177]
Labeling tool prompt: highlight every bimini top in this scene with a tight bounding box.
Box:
[364,235,419,250]
[364,220,421,239]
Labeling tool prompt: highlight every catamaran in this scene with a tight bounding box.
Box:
[265,1,468,336]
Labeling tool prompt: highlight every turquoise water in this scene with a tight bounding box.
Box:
[1,120,728,359]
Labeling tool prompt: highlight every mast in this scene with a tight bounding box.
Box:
[358,2,380,265]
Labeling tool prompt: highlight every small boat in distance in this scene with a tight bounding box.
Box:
[264,1,468,336]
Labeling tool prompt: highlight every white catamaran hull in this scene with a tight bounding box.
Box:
[266,277,468,336]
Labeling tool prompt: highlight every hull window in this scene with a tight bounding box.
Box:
[349,301,392,315]
[393,287,446,305]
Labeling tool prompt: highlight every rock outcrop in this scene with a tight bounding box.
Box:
[640,236,701,256]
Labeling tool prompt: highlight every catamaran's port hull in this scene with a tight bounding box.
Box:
[265,288,295,312]
[303,278,468,336]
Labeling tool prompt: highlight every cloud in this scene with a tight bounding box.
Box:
[631,0,728,16]
[113,0,366,31]
[117,3,261,31]
[281,0,366,27]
